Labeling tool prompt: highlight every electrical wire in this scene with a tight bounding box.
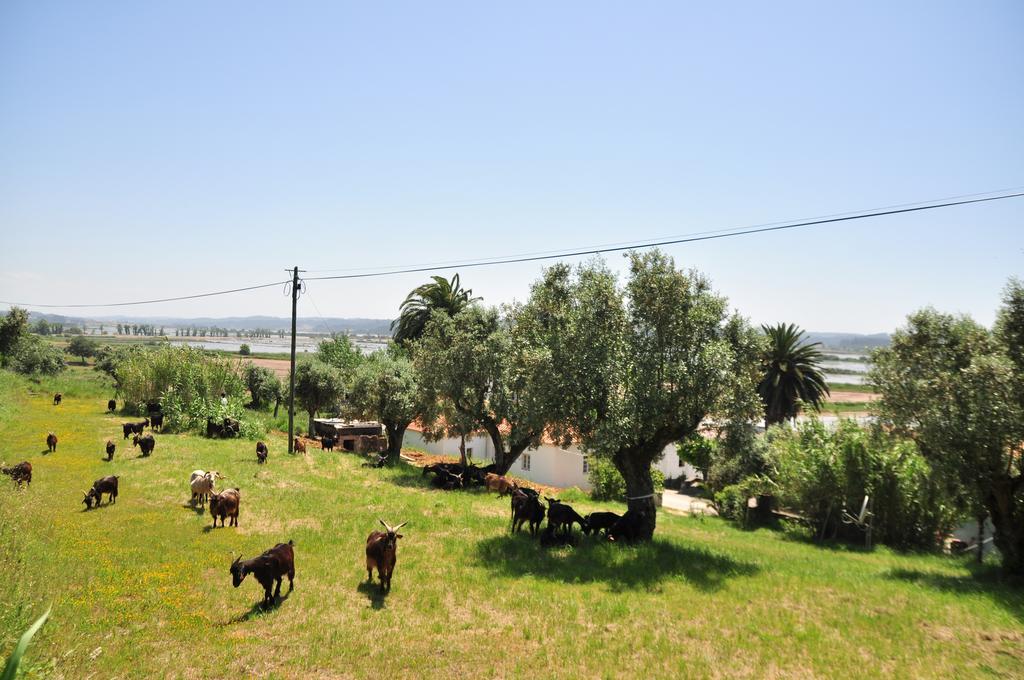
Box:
[305,190,1024,282]
[3,188,1022,308]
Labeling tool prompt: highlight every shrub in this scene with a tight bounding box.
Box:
[765,419,958,549]
[243,364,280,409]
[112,345,262,436]
[7,336,66,376]
[713,475,776,522]
[588,457,664,501]
[677,434,716,481]
[239,344,251,356]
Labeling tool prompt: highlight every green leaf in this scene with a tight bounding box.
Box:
[2,606,51,680]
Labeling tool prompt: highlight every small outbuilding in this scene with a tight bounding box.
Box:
[313,419,386,454]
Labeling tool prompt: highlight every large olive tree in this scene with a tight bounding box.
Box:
[537,251,762,540]
[872,290,1024,575]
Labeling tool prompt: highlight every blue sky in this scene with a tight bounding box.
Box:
[1,1,1021,332]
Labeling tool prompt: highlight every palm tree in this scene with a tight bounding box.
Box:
[757,323,830,426]
[391,274,480,344]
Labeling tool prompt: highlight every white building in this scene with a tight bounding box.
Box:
[403,423,696,491]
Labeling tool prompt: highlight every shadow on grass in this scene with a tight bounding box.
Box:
[181,502,206,516]
[356,580,389,610]
[475,533,759,592]
[885,566,1024,622]
[224,587,293,624]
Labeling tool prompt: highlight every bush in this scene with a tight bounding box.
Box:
[7,336,66,376]
[714,475,776,522]
[112,345,262,436]
[677,434,716,481]
[707,427,769,493]
[239,344,251,356]
[243,364,280,409]
[765,419,958,549]
[588,457,665,501]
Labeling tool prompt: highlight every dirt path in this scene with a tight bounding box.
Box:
[237,356,292,379]
[827,390,879,403]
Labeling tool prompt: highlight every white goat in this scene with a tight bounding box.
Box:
[190,470,222,506]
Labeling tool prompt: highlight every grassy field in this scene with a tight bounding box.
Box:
[1,369,1022,679]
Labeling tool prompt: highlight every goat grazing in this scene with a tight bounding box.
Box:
[132,433,156,457]
[53,393,62,406]
[544,497,589,537]
[1,461,32,487]
[256,441,268,464]
[45,432,58,453]
[83,476,118,508]
[583,511,622,537]
[293,437,307,454]
[230,540,295,609]
[149,412,164,431]
[105,440,116,461]
[320,436,335,452]
[210,487,240,527]
[107,399,117,412]
[365,519,407,593]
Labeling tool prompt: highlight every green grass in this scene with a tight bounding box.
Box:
[828,382,877,394]
[819,402,876,415]
[2,369,1022,678]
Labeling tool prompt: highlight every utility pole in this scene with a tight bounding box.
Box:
[287,266,300,453]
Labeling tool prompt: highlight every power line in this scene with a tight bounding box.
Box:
[302,185,1024,275]
[0,280,289,310]
[3,188,1022,309]
[305,190,1024,282]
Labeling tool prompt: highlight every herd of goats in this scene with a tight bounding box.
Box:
[1,391,647,610]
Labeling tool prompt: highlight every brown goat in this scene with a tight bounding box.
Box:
[1,461,32,487]
[293,437,306,454]
[484,472,515,496]
[365,519,407,592]
[105,440,115,461]
[83,476,118,508]
[230,540,295,609]
[210,488,240,527]
[46,432,58,453]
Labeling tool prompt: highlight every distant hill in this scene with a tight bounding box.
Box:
[25,312,394,335]
[805,332,890,352]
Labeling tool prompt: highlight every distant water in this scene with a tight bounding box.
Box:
[170,339,388,356]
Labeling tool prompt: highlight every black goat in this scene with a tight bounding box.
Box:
[53,393,62,406]
[256,441,268,464]
[123,419,148,440]
[320,436,335,452]
[510,489,545,536]
[133,433,156,456]
[607,508,649,543]
[149,413,164,431]
[107,399,117,412]
[583,511,622,537]
[83,475,118,508]
[544,497,589,536]
[230,540,295,609]
[105,440,116,461]
[46,432,58,453]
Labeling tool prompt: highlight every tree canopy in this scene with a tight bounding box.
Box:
[293,361,346,435]
[537,252,761,539]
[347,345,421,463]
[871,296,1024,576]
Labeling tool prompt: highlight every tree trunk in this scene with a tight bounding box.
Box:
[976,514,986,565]
[273,394,280,418]
[384,421,407,465]
[985,475,1023,576]
[494,440,532,476]
[307,412,316,438]
[459,435,467,467]
[614,449,658,541]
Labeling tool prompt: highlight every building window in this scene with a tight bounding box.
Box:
[582,455,589,474]
[521,453,531,471]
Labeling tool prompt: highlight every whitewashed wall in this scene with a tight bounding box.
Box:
[404,428,697,490]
